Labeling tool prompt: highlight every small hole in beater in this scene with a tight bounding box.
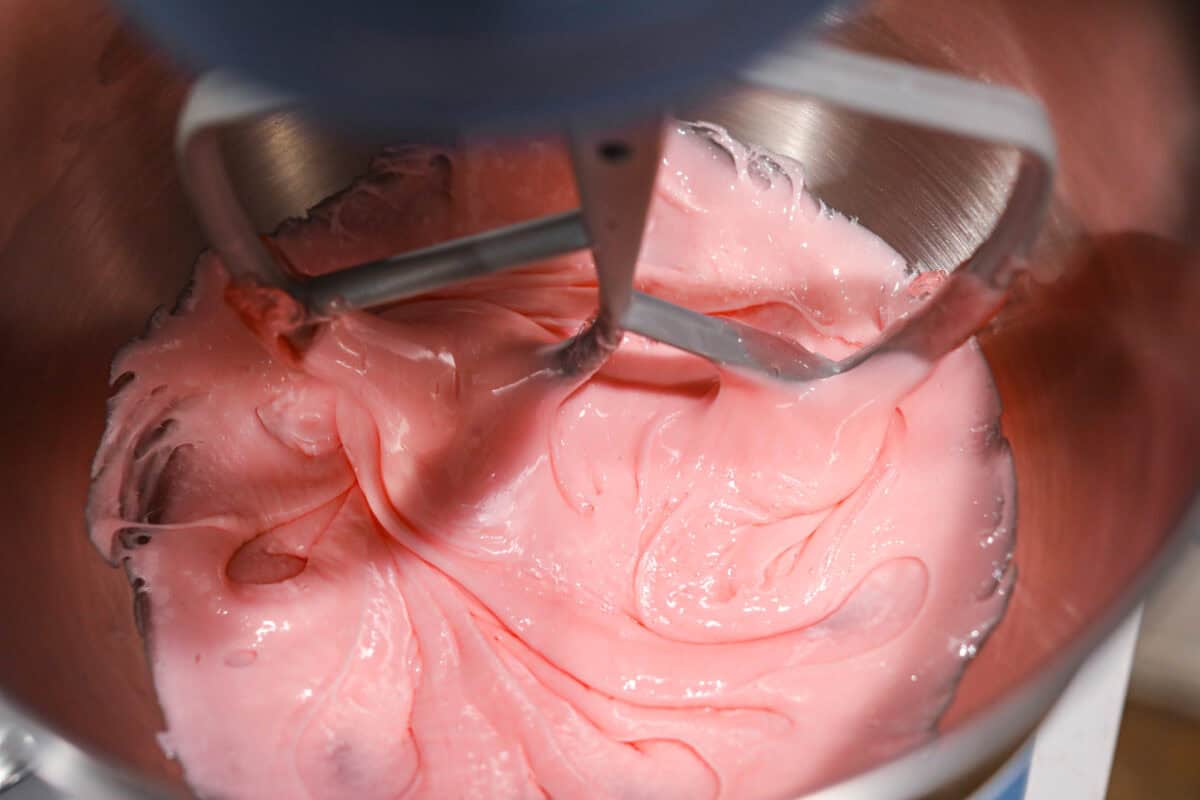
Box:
[597,141,632,163]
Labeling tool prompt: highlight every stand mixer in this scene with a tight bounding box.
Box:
[1,0,1199,798]
[170,15,1054,387]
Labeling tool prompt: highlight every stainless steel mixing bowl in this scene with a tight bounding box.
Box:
[2,0,1199,797]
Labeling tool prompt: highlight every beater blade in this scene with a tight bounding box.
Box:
[177,43,1055,385]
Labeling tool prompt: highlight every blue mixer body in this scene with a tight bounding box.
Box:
[115,0,832,136]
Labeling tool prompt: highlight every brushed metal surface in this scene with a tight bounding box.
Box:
[0,0,1198,797]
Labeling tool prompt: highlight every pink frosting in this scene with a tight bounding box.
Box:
[88,124,1015,799]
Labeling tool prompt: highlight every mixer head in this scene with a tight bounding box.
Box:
[113,0,838,137]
